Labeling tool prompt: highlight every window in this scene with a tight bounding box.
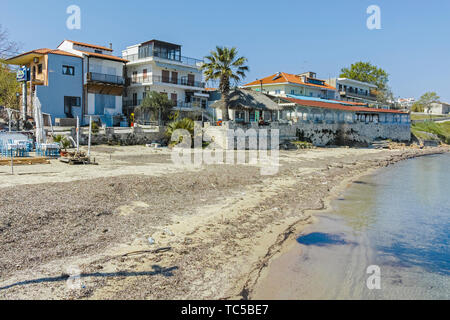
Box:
[64,96,80,107]
[290,90,295,95]
[235,111,245,122]
[38,64,43,74]
[275,90,281,95]
[62,65,75,76]
[95,50,102,54]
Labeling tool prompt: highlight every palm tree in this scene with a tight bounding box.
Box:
[202,47,249,121]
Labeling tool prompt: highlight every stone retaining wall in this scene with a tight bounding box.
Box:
[203,120,411,149]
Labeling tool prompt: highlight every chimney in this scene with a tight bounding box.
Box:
[109,43,113,50]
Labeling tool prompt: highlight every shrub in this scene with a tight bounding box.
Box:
[91,121,99,134]
[165,118,195,148]
[291,140,314,149]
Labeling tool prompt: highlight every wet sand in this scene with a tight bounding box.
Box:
[252,153,450,300]
[0,145,448,299]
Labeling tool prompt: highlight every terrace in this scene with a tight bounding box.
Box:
[123,40,203,67]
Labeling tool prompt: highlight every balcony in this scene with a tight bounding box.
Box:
[340,89,377,100]
[86,72,125,85]
[128,75,205,89]
[123,52,203,67]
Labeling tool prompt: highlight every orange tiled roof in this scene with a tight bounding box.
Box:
[64,40,113,52]
[6,48,81,61]
[283,96,408,114]
[243,72,336,90]
[78,50,128,63]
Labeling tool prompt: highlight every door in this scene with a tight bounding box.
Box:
[162,70,170,83]
[171,93,177,106]
[132,93,137,106]
[171,72,178,84]
[143,69,148,82]
[188,74,195,86]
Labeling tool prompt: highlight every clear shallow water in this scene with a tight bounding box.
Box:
[254,153,450,300]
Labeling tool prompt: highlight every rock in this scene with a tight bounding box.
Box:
[163,228,174,236]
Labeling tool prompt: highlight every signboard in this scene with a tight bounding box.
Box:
[16,66,30,82]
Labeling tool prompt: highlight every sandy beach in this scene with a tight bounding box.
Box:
[0,144,448,300]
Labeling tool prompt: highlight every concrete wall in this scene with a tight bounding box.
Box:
[73,126,167,146]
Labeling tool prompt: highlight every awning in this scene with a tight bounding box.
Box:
[6,52,43,65]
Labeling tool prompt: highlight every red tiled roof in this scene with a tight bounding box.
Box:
[243,72,336,90]
[282,97,408,114]
[331,99,367,106]
[63,40,113,52]
[78,50,128,63]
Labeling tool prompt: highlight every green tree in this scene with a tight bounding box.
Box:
[202,46,249,121]
[135,91,174,125]
[0,62,20,110]
[0,25,21,110]
[411,92,440,113]
[340,61,389,90]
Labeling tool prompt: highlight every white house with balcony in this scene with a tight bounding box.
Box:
[121,40,209,119]
[58,40,128,126]
[242,72,338,100]
[326,78,378,105]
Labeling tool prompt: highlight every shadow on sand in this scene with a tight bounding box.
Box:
[0,265,178,291]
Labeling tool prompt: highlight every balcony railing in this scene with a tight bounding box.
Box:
[128,75,205,88]
[87,72,125,85]
[123,99,207,109]
[123,52,204,67]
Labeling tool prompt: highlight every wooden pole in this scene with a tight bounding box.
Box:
[88,116,92,157]
[10,151,14,175]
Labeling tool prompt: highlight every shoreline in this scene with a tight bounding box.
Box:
[0,145,448,299]
[241,147,450,300]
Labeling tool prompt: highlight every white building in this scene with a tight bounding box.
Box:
[121,40,209,119]
[429,102,450,114]
[397,98,416,109]
[326,78,378,104]
[57,40,128,126]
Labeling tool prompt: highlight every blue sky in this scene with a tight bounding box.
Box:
[2,0,450,101]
